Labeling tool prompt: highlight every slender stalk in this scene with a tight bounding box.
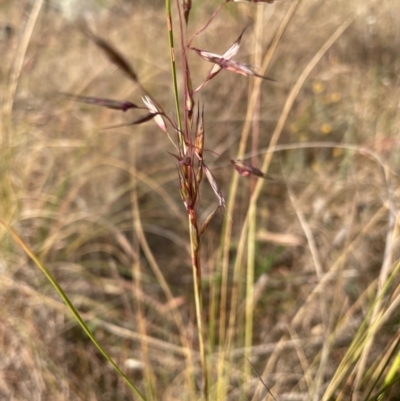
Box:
[2,0,44,147]
[165,0,184,148]
[187,0,229,47]
[131,154,157,400]
[244,5,265,382]
[217,5,300,398]
[0,218,147,401]
[245,208,256,376]
[189,212,209,401]
[165,2,208,399]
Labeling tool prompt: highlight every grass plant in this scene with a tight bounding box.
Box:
[2,0,400,400]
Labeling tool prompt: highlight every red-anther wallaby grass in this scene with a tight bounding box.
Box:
[1,0,400,400]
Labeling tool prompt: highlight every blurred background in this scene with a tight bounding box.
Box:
[1,0,400,400]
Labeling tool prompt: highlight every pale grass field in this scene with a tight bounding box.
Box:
[1,0,400,400]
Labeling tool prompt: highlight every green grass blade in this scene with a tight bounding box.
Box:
[0,219,147,401]
[165,0,183,141]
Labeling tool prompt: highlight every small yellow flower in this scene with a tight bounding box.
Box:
[330,92,341,103]
[320,123,332,135]
[312,81,324,94]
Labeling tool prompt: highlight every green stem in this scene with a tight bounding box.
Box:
[1,219,146,401]
[165,0,184,149]
[165,2,208,399]
[189,215,209,401]
[244,5,263,382]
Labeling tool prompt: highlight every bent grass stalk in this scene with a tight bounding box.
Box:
[0,218,147,401]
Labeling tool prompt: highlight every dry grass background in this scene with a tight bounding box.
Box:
[1,0,400,400]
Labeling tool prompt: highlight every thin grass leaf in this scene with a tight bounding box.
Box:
[246,356,278,401]
[195,27,247,92]
[103,113,160,130]
[366,378,400,401]
[84,30,139,83]
[230,159,274,179]
[0,218,147,401]
[191,47,275,81]
[61,93,141,112]
[142,95,168,133]
[204,164,226,208]
[200,205,220,236]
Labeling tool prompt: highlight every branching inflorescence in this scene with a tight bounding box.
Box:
[66,1,275,398]
[69,7,273,224]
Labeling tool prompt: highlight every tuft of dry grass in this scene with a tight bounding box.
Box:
[2,0,400,400]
